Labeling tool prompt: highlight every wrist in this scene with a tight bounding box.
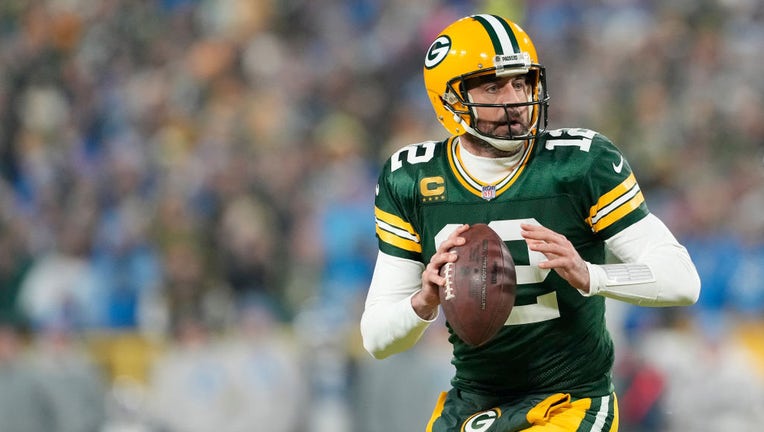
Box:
[578,262,604,297]
[411,290,439,321]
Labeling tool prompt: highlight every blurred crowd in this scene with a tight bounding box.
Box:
[0,0,762,431]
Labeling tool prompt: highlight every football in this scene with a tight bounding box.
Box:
[439,224,516,347]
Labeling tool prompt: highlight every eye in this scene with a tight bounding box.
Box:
[484,83,498,93]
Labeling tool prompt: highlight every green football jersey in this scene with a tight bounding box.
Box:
[374,127,649,398]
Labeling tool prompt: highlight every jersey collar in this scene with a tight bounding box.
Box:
[446,136,534,200]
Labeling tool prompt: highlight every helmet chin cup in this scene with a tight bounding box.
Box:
[486,137,525,153]
[462,122,526,153]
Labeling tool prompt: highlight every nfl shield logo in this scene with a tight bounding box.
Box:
[481,185,496,201]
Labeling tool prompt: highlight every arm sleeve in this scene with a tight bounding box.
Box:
[360,251,437,359]
[582,213,701,306]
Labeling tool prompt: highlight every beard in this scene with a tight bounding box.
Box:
[463,109,531,156]
[475,110,530,139]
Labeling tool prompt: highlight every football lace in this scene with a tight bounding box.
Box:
[443,262,455,300]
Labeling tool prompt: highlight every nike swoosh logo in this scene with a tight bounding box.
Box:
[612,155,624,173]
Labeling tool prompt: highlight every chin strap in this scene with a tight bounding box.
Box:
[460,122,526,153]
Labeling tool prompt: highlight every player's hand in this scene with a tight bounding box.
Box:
[520,223,591,292]
[413,224,469,320]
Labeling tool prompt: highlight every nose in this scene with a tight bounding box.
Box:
[498,83,524,105]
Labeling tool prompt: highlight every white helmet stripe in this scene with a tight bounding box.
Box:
[472,14,519,54]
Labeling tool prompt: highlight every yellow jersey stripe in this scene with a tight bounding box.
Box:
[590,183,641,225]
[447,138,479,194]
[495,140,534,194]
[591,191,645,232]
[375,206,417,237]
[376,225,422,253]
[374,206,421,252]
[587,172,645,232]
[454,140,487,187]
[588,173,637,221]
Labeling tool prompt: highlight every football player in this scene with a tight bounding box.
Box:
[360,14,700,432]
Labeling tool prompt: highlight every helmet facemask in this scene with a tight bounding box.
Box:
[442,60,549,152]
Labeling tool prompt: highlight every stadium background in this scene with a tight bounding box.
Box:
[0,0,762,431]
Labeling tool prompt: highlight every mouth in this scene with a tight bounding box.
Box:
[476,115,527,138]
[506,119,527,137]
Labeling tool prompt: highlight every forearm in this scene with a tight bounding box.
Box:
[360,252,437,359]
[361,292,434,359]
[582,214,700,306]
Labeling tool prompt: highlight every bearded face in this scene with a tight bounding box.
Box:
[467,74,533,141]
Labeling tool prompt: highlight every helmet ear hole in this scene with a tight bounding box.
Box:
[442,91,459,105]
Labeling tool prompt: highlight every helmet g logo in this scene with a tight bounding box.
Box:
[425,35,451,69]
[463,409,500,432]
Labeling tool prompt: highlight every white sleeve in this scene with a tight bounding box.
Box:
[583,213,701,306]
[359,251,437,359]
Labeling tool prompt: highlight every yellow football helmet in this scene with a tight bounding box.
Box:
[423,14,549,150]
